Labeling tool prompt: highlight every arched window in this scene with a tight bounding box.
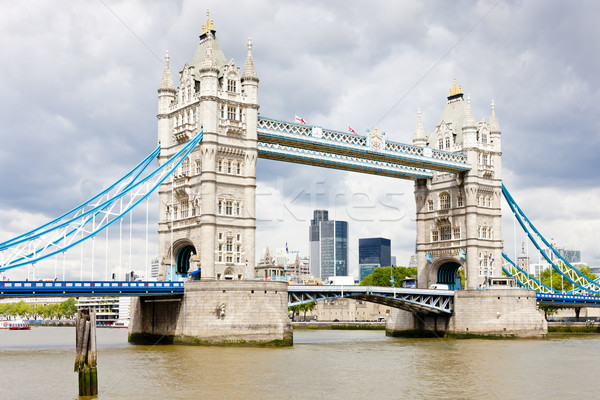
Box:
[440,193,451,209]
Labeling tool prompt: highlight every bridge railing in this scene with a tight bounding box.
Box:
[0,281,185,297]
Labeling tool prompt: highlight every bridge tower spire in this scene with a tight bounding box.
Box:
[156,22,259,281]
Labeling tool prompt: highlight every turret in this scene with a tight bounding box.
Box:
[489,100,501,152]
[198,35,219,97]
[158,51,176,146]
[413,108,427,147]
[241,38,259,104]
[461,94,478,149]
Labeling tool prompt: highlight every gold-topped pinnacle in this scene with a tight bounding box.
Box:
[202,10,214,34]
[449,78,462,96]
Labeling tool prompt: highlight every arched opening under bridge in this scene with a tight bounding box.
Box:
[436,261,463,290]
[176,245,196,276]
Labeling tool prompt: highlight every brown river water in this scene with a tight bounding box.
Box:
[0,327,599,399]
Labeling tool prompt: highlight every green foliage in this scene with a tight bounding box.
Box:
[359,266,417,287]
[0,298,78,319]
[539,263,597,293]
[288,301,316,321]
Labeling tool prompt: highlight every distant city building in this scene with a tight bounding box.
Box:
[522,241,583,277]
[255,247,285,279]
[150,257,159,280]
[256,247,310,281]
[358,237,391,281]
[517,242,530,273]
[408,254,418,269]
[359,264,379,281]
[391,256,397,266]
[309,210,348,281]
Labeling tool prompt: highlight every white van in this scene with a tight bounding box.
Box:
[429,283,450,290]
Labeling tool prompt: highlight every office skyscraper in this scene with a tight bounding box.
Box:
[358,237,391,281]
[309,210,348,280]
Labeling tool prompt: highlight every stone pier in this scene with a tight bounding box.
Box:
[129,281,292,346]
[386,289,547,338]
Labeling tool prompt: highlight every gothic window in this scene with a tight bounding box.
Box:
[457,196,464,207]
[236,162,241,174]
[225,201,233,215]
[440,225,451,241]
[220,104,225,119]
[217,160,222,172]
[445,137,450,149]
[227,79,236,93]
[482,132,488,144]
[427,200,434,212]
[218,232,223,241]
[227,106,236,120]
[226,238,233,263]
[218,200,223,214]
[432,230,439,242]
[227,161,232,174]
[195,81,200,93]
[173,204,178,220]
[180,201,189,218]
[236,202,240,216]
[218,244,223,262]
[181,158,190,176]
[236,234,241,242]
[195,160,202,174]
[453,227,461,239]
[440,193,451,210]
[438,138,443,150]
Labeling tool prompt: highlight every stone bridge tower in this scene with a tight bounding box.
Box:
[156,17,259,281]
[413,81,502,290]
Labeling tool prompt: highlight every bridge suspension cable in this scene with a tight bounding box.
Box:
[501,184,600,294]
[0,131,204,273]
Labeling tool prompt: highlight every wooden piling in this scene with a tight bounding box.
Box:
[75,308,98,396]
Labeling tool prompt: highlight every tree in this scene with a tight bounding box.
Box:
[288,301,317,321]
[539,263,597,293]
[360,266,417,287]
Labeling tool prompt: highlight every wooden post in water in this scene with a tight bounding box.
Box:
[74,308,98,396]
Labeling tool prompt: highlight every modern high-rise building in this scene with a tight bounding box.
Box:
[309,210,348,280]
[358,237,391,281]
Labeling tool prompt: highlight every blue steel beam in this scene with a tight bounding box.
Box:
[288,285,454,314]
[257,116,471,176]
[0,281,184,297]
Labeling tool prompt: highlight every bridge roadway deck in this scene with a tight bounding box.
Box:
[1,282,598,310]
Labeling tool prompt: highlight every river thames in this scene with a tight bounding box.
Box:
[1,327,599,399]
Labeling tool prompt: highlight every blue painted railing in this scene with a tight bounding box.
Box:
[0,281,184,297]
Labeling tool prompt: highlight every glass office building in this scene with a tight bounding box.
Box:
[309,210,348,281]
[358,238,391,281]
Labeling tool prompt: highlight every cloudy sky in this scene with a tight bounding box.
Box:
[1,0,599,280]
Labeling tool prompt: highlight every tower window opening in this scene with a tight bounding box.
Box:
[427,200,434,211]
[440,193,451,210]
[227,79,236,93]
[440,225,451,241]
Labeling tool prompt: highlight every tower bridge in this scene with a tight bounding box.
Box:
[1,18,559,343]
